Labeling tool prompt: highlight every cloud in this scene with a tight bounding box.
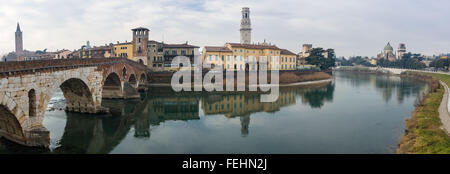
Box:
[0,0,449,57]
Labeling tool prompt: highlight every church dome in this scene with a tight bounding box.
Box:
[384,42,393,51]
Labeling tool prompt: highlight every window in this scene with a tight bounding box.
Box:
[181,50,186,55]
[240,56,242,61]
[215,55,218,61]
[172,50,177,55]
[227,56,230,61]
[209,55,212,61]
[222,55,224,61]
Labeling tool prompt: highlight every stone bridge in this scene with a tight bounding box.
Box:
[0,58,149,147]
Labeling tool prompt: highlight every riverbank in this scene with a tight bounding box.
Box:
[397,71,450,154]
[148,71,332,88]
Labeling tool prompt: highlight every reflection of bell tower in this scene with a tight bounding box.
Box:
[134,104,151,138]
[240,115,250,137]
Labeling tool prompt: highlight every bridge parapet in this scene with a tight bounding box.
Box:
[0,58,147,77]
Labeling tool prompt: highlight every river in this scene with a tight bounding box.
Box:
[0,71,428,154]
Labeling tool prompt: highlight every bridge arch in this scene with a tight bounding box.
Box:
[0,104,25,145]
[59,78,96,113]
[102,72,123,99]
[129,74,137,87]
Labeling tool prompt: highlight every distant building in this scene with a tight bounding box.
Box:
[160,42,200,69]
[280,49,297,71]
[51,49,72,59]
[73,45,113,59]
[368,58,377,65]
[202,42,296,71]
[397,43,407,59]
[112,42,133,60]
[147,40,200,71]
[377,42,397,61]
[300,44,312,58]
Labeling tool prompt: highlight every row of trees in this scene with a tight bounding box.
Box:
[429,58,449,70]
[377,53,426,69]
[305,48,336,70]
[338,56,375,67]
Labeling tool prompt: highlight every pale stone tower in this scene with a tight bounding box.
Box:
[240,7,252,44]
[15,22,23,55]
[397,43,406,59]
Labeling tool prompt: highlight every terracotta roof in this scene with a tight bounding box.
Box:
[280,49,296,55]
[226,43,280,50]
[163,43,199,48]
[204,46,232,52]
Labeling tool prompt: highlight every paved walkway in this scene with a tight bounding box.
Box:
[438,81,450,135]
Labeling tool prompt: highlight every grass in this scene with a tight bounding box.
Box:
[397,71,450,154]
[279,72,331,84]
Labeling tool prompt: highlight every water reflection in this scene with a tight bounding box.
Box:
[34,83,332,153]
[336,72,426,104]
[0,71,428,154]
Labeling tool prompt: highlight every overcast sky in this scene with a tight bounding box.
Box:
[1,0,449,57]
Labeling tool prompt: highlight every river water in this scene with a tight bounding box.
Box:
[0,71,428,154]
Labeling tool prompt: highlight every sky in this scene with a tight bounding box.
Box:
[1,0,449,57]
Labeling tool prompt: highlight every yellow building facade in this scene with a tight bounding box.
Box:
[202,43,296,71]
[113,42,133,60]
[280,49,297,71]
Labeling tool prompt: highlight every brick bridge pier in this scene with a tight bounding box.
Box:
[0,58,149,147]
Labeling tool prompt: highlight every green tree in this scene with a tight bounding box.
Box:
[305,48,336,70]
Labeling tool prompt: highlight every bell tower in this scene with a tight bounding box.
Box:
[132,27,149,65]
[15,22,23,55]
[240,7,252,44]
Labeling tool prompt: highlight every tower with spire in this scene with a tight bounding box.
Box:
[240,7,252,44]
[15,22,23,55]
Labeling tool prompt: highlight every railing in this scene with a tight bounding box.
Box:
[0,58,148,74]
